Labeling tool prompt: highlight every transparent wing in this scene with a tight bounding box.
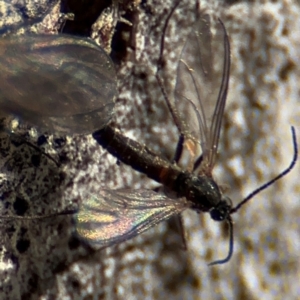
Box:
[75,189,187,248]
[0,34,117,134]
[174,14,230,173]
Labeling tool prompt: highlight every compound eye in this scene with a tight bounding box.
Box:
[210,208,225,221]
[210,197,232,222]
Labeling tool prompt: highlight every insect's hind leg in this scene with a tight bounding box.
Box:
[0,119,60,167]
[154,0,191,164]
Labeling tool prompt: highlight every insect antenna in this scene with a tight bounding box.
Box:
[208,126,298,266]
[231,126,298,214]
[208,216,234,266]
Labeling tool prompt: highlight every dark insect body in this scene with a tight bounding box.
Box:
[0,34,117,134]
[78,11,298,265]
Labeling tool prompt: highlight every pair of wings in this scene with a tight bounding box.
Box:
[75,14,231,248]
[173,13,230,174]
[0,34,117,134]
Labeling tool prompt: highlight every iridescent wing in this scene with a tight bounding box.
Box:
[75,189,187,247]
[174,14,230,173]
[0,34,117,134]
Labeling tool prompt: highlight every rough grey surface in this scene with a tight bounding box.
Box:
[0,0,60,34]
[0,0,300,299]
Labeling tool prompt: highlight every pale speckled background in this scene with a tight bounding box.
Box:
[0,0,300,299]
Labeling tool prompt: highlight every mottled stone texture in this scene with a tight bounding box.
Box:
[0,0,299,299]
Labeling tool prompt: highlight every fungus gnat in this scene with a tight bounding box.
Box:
[1,7,297,265]
[84,13,298,265]
[0,34,117,134]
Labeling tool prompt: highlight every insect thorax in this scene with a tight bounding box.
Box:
[175,172,222,212]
